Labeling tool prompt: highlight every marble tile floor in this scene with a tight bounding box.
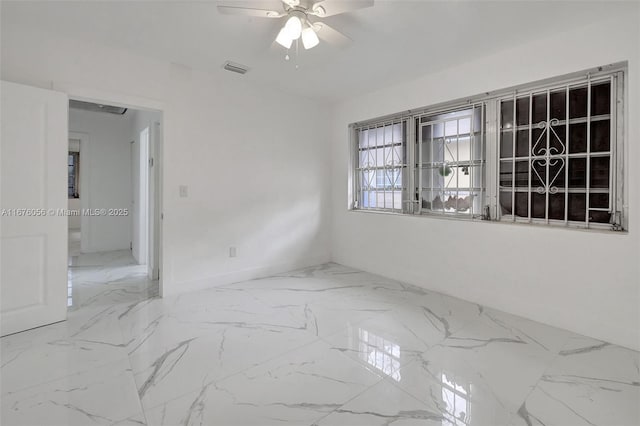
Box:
[68,229,81,258]
[1,262,638,426]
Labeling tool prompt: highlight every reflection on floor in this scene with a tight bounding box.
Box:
[67,249,158,311]
[1,263,638,425]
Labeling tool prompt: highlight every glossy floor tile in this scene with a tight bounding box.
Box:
[2,261,638,426]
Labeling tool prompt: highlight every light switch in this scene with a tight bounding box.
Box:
[229,247,237,258]
[179,185,188,198]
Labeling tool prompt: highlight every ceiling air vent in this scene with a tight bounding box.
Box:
[223,61,249,75]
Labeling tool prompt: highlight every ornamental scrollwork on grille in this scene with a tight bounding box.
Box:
[531,118,565,194]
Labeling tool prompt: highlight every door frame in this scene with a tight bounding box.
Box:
[60,84,165,296]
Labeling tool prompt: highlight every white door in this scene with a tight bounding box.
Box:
[1,81,68,336]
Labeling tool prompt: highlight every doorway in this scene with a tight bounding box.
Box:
[66,99,163,311]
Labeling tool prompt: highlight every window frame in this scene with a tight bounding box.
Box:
[414,104,487,219]
[496,73,622,231]
[348,63,626,232]
[350,118,410,213]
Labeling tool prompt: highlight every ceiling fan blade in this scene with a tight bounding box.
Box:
[312,22,351,47]
[310,0,374,17]
[217,5,284,18]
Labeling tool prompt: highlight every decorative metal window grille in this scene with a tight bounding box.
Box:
[354,119,407,212]
[416,105,485,217]
[349,64,625,232]
[498,73,622,229]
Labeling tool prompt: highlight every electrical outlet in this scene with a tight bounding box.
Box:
[229,247,237,258]
[179,185,188,198]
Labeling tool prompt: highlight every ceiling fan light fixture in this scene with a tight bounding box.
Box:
[301,26,319,49]
[275,27,294,49]
[284,15,303,39]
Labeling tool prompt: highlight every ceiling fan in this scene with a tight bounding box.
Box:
[217,0,374,50]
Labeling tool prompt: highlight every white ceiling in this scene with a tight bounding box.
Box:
[0,0,620,102]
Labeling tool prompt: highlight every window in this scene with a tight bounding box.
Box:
[349,64,625,231]
[353,119,407,212]
[416,105,485,217]
[498,76,620,228]
[68,151,80,198]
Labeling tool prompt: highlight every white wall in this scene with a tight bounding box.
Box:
[1,22,331,294]
[69,108,133,252]
[330,7,640,351]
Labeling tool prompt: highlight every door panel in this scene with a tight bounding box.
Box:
[1,81,68,336]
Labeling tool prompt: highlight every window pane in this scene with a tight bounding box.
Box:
[423,190,476,213]
[569,123,587,153]
[590,193,608,209]
[441,136,472,163]
[515,161,529,187]
[549,193,565,220]
[590,211,611,223]
[516,130,529,157]
[550,90,566,120]
[532,128,544,156]
[501,100,514,129]
[532,93,547,124]
[499,191,512,215]
[550,124,565,155]
[568,193,586,221]
[500,131,513,158]
[590,120,610,152]
[531,192,545,219]
[516,97,529,126]
[549,159,566,191]
[359,129,371,148]
[457,136,471,162]
[568,157,587,188]
[591,81,611,116]
[569,87,588,119]
[532,159,544,189]
[515,192,528,217]
[421,126,433,163]
[422,190,445,211]
[420,167,432,189]
[590,156,610,188]
[499,161,513,187]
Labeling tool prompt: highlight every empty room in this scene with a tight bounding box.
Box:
[0,1,638,425]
